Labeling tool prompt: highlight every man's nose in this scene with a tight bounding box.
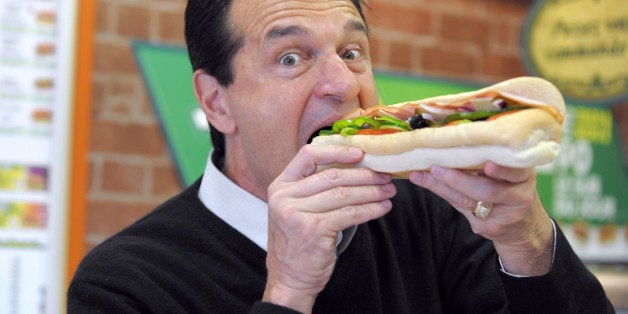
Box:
[314,54,359,102]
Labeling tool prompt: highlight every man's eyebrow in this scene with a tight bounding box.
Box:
[265,25,308,42]
[346,19,367,35]
[264,19,367,43]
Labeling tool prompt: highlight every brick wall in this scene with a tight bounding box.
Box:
[367,0,530,81]
[87,0,187,247]
[84,0,628,251]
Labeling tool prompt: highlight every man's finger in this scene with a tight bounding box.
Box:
[277,145,364,182]
[409,169,478,210]
[291,183,396,214]
[325,200,394,232]
[484,162,532,184]
[280,167,392,199]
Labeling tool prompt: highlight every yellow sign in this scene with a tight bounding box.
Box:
[522,0,628,104]
[574,106,613,145]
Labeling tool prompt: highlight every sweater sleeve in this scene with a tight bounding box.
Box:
[499,224,614,313]
[249,302,302,314]
[401,181,614,313]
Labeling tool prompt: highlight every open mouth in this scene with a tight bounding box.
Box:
[307,125,333,144]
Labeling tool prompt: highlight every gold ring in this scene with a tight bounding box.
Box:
[473,201,493,219]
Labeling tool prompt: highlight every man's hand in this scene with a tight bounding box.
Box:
[263,145,396,313]
[409,162,554,276]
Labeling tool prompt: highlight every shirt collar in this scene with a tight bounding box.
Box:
[198,151,269,251]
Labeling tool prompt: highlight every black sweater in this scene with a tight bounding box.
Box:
[67,179,613,313]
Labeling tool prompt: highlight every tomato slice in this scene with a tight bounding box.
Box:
[355,128,402,135]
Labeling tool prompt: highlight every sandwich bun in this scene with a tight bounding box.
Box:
[311,77,566,177]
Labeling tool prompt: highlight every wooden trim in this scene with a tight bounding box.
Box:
[67,0,95,287]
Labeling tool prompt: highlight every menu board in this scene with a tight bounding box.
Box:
[0,0,77,313]
[520,0,628,262]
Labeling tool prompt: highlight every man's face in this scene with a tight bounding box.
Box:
[224,0,378,194]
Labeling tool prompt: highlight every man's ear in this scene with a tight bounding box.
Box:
[192,70,236,134]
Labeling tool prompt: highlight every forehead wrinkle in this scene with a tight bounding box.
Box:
[231,0,363,40]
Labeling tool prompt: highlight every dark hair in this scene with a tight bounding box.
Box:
[184,0,369,160]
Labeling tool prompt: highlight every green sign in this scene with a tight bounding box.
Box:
[134,42,628,262]
[133,41,212,185]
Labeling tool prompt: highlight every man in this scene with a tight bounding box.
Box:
[68,0,613,313]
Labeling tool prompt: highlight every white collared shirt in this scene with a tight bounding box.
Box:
[198,152,269,251]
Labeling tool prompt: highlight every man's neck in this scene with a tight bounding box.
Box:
[221,152,268,202]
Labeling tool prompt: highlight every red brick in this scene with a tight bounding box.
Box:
[152,164,182,197]
[93,42,137,74]
[86,200,155,236]
[90,121,166,155]
[367,2,432,35]
[117,4,151,39]
[95,0,110,33]
[440,13,490,50]
[139,91,158,117]
[491,20,522,48]
[421,46,477,75]
[422,0,483,13]
[369,37,383,66]
[158,10,185,42]
[387,41,417,71]
[485,0,532,17]
[91,79,107,113]
[101,161,146,194]
[482,52,526,79]
[110,78,138,97]
[104,99,132,117]
[87,160,97,192]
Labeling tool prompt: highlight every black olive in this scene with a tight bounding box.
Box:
[408,114,428,129]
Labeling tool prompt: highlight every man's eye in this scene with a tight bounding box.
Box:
[342,49,361,60]
[279,53,300,66]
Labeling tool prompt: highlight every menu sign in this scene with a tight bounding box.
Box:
[522,0,628,105]
[520,0,628,262]
[536,105,628,262]
[0,0,77,313]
